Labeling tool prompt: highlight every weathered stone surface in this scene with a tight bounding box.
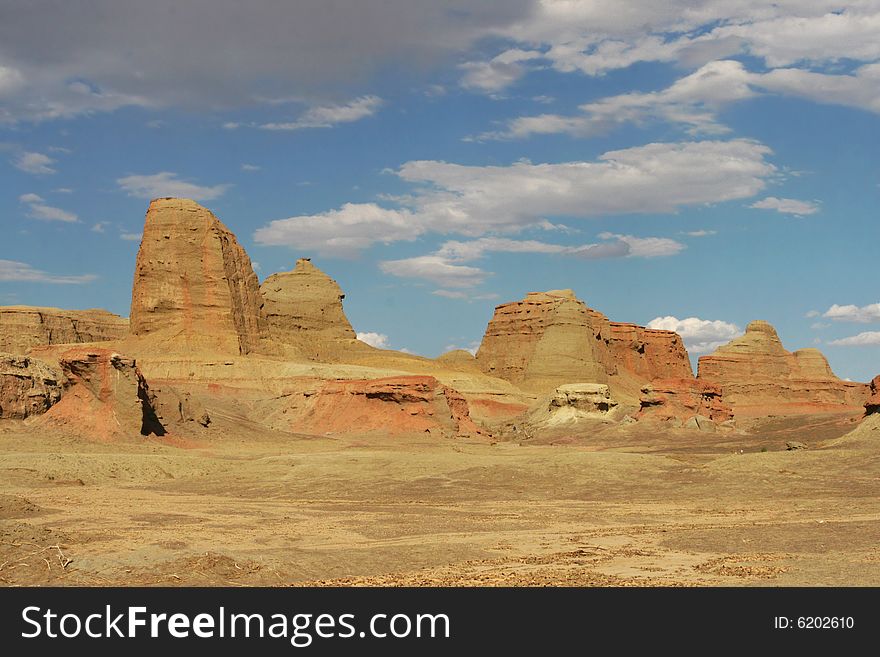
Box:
[0,353,62,419]
[608,322,693,381]
[475,290,614,391]
[529,383,619,428]
[39,348,165,440]
[786,441,807,450]
[638,378,733,424]
[0,306,128,353]
[698,320,869,414]
[866,376,880,416]
[148,386,211,428]
[130,198,266,355]
[260,258,356,353]
[285,376,485,438]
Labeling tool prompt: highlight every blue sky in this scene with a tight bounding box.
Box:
[1,1,879,380]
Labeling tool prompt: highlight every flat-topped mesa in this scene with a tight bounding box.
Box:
[475,290,615,391]
[0,306,128,353]
[608,323,693,381]
[698,320,869,414]
[129,198,266,355]
[259,258,356,354]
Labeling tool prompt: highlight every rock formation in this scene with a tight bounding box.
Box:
[259,258,358,357]
[475,290,615,391]
[866,376,880,416]
[129,198,266,355]
[0,306,128,353]
[39,348,166,440]
[638,378,733,426]
[608,323,692,381]
[0,353,62,419]
[284,376,484,438]
[529,383,619,428]
[698,320,868,414]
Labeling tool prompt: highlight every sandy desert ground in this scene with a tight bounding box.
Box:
[3,407,878,587]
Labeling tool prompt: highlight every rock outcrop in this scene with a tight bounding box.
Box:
[638,378,733,426]
[608,322,693,381]
[866,376,880,416]
[285,376,485,438]
[0,353,62,419]
[529,383,619,428]
[475,290,615,391]
[259,258,357,357]
[129,198,266,355]
[38,348,165,440]
[698,320,868,414]
[0,306,128,353]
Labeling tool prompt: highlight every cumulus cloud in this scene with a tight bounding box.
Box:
[0,259,96,284]
[379,256,488,288]
[596,233,686,257]
[13,151,57,174]
[18,193,78,223]
[828,331,880,347]
[647,315,742,353]
[117,172,228,201]
[356,331,390,349]
[823,303,880,323]
[91,221,109,233]
[253,203,420,257]
[749,196,819,216]
[260,95,383,130]
[459,49,544,93]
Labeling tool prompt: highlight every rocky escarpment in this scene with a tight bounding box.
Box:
[130,198,266,355]
[638,378,733,428]
[38,348,166,440]
[0,353,62,419]
[283,376,485,438]
[528,383,619,428]
[866,376,880,416]
[0,306,128,353]
[260,258,359,358]
[608,323,692,381]
[698,320,868,415]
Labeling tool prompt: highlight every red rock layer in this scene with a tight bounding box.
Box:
[130,198,266,355]
[288,375,485,438]
[698,320,869,415]
[0,306,128,353]
[638,378,733,423]
[608,322,692,381]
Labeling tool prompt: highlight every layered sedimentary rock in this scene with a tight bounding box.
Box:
[130,198,266,355]
[529,383,619,428]
[0,353,62,419]
[608,323,692,381]
[39,348,165,440]
[475,290,615,391]
[638,378,733,425]
[0,306,128,353]
[866,376,880,416]
[286,376,484,438]
[698,320,868,414]
[259,258,357,356]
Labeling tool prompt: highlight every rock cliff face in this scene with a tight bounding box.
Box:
[866,376,880,416]
[0,306,128,353]
[259,258,356,355]
[475,290,614,391]
[529,383,619,428]
[638,378,733,425]
[284,376,485,438]
[697,320,868,414]
[129,198,266,355]
[608,323,692,381]
[38,348,166,440]
[0,353,62,419]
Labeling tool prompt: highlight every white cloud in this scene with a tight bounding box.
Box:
[432,290,500,301]
[13,151,56,174]
[0,259,96,284]
[356,331,390,349]
[829,332,880,347]
[805,310,821,318]
[18,193,79,222]
[823,303,880,324]
[241,163,261,171]
[460,49,543,93]
[596,233,686,258]
[260,96,383,130]
[380,255,488,288]
[749,196,819,216]
[647,315,743,354]
[683,229,716,237]
[119,232,143,241]
[253,203,420,257]
[91,221,109,233]
[117,172,228,201]
[54,187,73,193]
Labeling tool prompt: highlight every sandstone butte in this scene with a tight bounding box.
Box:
[0,306,127,353]
[129,197,266,355]
[698,320,869,415]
